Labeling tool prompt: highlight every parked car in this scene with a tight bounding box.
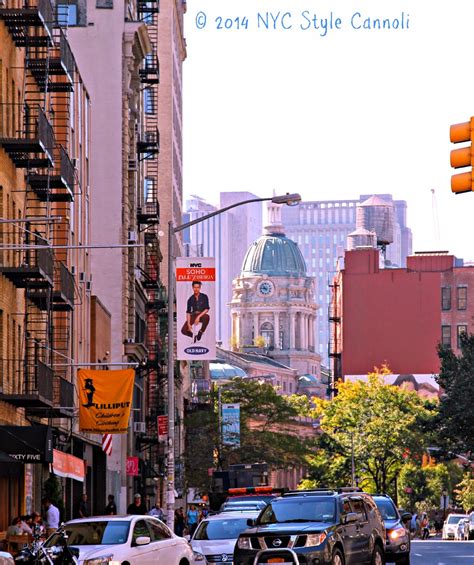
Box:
[191,510,260,565]
[372,495,410,564]
[442,514,469,540]
[234,488,386,565]
[454,517,470,541]
[44,515,197,564]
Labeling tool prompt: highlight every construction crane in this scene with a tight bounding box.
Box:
[431,189,441,249]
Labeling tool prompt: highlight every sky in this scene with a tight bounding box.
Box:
[183,0,474,261]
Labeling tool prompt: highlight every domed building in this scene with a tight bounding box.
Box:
[230,202,321,378]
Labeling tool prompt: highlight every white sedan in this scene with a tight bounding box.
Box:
[45,515,203,564]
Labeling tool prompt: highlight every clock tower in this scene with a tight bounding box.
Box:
[230,201,321,377]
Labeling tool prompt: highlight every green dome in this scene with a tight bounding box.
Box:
[242,233,307,277]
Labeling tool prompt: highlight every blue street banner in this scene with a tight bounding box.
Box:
[222,403,240,447]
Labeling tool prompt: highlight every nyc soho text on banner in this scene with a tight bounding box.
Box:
[78,369,134,434]
[176,257,216,360]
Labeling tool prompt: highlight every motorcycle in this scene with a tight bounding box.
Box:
[15,525,78,565]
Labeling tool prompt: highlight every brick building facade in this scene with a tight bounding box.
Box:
[330,248,474,382]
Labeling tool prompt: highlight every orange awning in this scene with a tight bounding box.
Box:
[52,449,85,482]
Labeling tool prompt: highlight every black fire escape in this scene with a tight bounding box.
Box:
[328,281,342,394]
[0,0,75,418]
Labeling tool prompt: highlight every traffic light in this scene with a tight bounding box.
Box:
[450,117,474,193]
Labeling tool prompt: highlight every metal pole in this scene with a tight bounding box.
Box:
[166,221,175,528]
[351,433,355,487]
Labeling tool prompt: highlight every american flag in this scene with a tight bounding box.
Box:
[102,434,113,456]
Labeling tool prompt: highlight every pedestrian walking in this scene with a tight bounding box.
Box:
[148,502,164,521]
[42,497,60,537]
[186,504,199,537]
[174,508,185,537]
[75,493,90,518]
[104,494,117,515]
[126,493,148,515]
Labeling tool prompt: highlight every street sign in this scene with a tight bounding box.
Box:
[126,456,139,476]
[158,415,168,442]
[222,403,240,447]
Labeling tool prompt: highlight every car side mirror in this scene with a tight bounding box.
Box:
[344,512,358,524]
[135,536,151,546]
[247,518,256,527]
[401,512,412,524]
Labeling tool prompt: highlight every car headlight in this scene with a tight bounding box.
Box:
[84,556,118,565]
[305,533,327,547]
[389,527,407,541]
[193,551,207,562]
[237,537,252,549]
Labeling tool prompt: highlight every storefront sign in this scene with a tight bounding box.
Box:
[78,369,135,434]
[126,456,139,476]
[0,425,53,463]
[176,257,216,360]
[158,415,168,442]
[52,450,85,482]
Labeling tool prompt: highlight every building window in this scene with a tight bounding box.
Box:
[457,286,467,310]
[457,325,468,348]
[57,3,78,25]
[441,325,451,347]
[260,322,274,348]
[441,287,451,311]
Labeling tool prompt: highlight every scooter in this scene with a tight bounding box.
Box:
[15,525,78,565]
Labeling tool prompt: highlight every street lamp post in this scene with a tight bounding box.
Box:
[165,193,301,527]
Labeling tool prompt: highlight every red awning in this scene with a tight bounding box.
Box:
[52,449,85,482]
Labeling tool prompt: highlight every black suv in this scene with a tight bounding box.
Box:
[234,489,386,565]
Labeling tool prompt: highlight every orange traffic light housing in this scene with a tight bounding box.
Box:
[450,117,474,194]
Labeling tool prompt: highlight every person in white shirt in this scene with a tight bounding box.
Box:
[42,498,60,536]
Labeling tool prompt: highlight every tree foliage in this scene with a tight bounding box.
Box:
[185,379,315,491]
[397,462,464,512]
[311,366,437,494]
[455,475,474,512]
[436,333,474,453]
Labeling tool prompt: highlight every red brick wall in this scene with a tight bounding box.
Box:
[341,249,442,375]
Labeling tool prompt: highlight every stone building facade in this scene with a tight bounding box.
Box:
[231,203,321,378]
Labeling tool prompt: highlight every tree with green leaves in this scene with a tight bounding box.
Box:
[436,332,474,454]
[455,475,474,512]
[311,366,438,494]
[184,378,316,491]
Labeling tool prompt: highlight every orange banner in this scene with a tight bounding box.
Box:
[52,449,85,482]
[78,369,134,434]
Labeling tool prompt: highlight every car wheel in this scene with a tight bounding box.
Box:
[371,544,385,565]
[331,548,345,565]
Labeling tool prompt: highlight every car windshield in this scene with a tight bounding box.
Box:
[373,498,398,521]
[47,522,130,546]
[258,498,336,524]
[222,505,263,512]
[447,515,467,524]
[194,518,252,540]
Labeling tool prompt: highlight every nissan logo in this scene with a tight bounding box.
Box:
[272,538,282,547]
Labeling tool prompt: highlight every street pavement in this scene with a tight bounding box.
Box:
[410,540,474,564]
